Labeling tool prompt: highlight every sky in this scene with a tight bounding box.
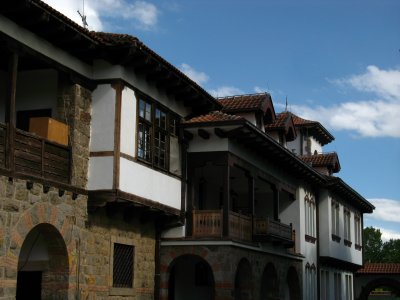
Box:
[43,0,400,240]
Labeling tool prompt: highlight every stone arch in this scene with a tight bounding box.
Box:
[167,254,215,300]
[358,277,400,300]
[285,266,301,300]
[8,202,77,299]
[260,262,279,300]
[234,258,253,300]
[16,223,70,299]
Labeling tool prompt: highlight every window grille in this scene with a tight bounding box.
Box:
[113,243,134,288]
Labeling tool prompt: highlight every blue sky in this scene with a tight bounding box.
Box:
[44,0,400,240]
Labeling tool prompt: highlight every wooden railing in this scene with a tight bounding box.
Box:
[229,211,252,242]
[193,209,223,237]
[0,123,6,169]
[0,123,71,184]
[253,217,293,241]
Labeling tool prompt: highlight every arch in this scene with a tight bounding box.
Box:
[16,223,69,299]
[234,258,253,300]
[260,262,279,300]
[168,254,215,300]
[286,266,301,300]
[358,277,400,300]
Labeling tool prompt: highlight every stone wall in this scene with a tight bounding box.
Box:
[160,244,303,300]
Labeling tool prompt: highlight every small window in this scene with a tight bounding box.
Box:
[110,237,135,296]
[113,243,134,288]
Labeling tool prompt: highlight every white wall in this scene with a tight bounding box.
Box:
[87,156,114,190]
[90,84,115,151]
[319,192,363,266]
[120,87,136,156]
[119,158,181,210]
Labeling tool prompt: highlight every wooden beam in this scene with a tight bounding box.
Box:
[214,128,227,138]
[198,129,210,139]
[6,52,18,171]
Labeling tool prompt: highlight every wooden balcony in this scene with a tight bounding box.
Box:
[0,123,71,184]
[253,217,294,246]
[192,210,294,246]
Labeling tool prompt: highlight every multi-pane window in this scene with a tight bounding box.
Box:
[305,263,316,300]
[320,269,330,300]
[334,272,342,300]
[137,97,180,174]
[345,274,353,300]
[113,243,134,288]
[305,194,316,241]
[344,209,351,246]
[354,215,362,249]
[331,200,340,241]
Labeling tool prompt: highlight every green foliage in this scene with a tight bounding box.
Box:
[363,226,400,263]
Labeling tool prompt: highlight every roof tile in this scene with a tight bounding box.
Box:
[357,263,400,274]
[217,93,270,112]
[184,111,243,124]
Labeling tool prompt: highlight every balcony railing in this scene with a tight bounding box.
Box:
[0,123,71,184]
[253,217,293,242]
[192,209,294,245]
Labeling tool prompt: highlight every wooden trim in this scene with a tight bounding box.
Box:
[6,53,18,172]
[355,244,362,251]
[120,152,135,162]
[112,81,123,190]
[305,234,317,244]
[331,234,341,243]
[344,239,352,247]
[90,151,115,157]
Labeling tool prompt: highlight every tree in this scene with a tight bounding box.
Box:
[381,239,400,263]
[363,226,383,263]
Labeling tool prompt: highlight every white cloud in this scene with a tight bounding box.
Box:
[42,0,159,31]
[291,66,400,138]
[179,63,209,85]
[254,86,267,93]
[368,199,400,223]
[209,86,244,98]
[379,228,400,242]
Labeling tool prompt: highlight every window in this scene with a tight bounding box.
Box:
[345,274,353,300]
[344,209,352,246]
[320,269,330,300]
[331,200,341,242]
[305,194,316,242]
[137,96,181,175]
[305,264,316,300]
[334,272,342,300]
[110,237,135,295]
[354,215,362,250]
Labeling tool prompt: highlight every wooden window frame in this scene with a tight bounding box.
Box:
[135,93,181,175]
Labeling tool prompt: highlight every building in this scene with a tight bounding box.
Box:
[0,1,374,299]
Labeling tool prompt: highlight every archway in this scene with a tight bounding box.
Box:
[358,278,400,300]
[168,255,215,300]
[285,266,300,300]
[16,223,69,300]
[234,258,253,300]
[260,262,279,300]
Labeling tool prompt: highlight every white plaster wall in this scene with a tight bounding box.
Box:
[286,133,302,155]
[93,60,191,118]
[237,112,257,127]
[16,69,58,117]
[90,84,115,151]
[87,156,114,190]
[0,15,92,78]
[187,130,229,153]
[162,225,186,238]
[119,158,181,209]
[319,192,363,266]
[120,87,136,156]
[310,137,323,154]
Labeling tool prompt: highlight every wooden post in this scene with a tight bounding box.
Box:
[5,52,18,172]
[273,184,280,221]
[222,156,231,237]
[248,173,255,237]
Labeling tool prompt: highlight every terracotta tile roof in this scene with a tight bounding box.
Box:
[299,152,340,173]
[184,111,244,124]
[217,93,272,113]
[357,263,400,274]
[265,112,291,130]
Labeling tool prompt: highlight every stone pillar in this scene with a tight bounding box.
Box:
[57,80,92,189]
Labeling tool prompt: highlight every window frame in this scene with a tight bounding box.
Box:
[344,208,352,247]
[331,200,341,242]
[136,93,181,176]
[305,194,317,243]
[109,236,135,296]
[354,214,362,250]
